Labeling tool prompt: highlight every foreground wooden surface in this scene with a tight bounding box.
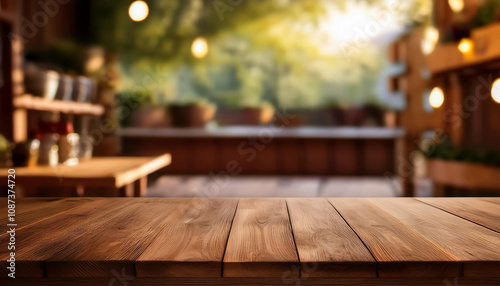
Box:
[1,197,500,285]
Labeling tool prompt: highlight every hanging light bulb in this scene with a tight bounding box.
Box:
[429,87,445,109]
[491,78,500,104]
[191,37,209,59]
[129,1,149,22]
[448,0,465,13]
[421,26,440,55]
[458,38,473,54]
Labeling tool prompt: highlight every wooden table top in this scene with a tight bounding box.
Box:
[0,154,171,188]
[1,197,500,285]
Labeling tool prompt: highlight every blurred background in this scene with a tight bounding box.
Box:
[1,0,500,197]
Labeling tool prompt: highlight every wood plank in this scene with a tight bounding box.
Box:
[0,199,134,278]
[136,198,238,277]
[417,198,500,233]
[3,277,500,286]
[329,198,460,278]
[302,140,329,175]
[223,198,299,277]
[0,198,190,277]
[43,198,192,277]
[14,94,105,115]
[330,140,358,175]
[480,198,500,206]
[0,198,98,230]
[368,198,500,278]
[286,198,376,277]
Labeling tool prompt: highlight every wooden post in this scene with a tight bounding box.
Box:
[119,183,135,197]
[134,177,148,197]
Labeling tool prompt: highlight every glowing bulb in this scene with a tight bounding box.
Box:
[491,78,500,104]
[129,1,149,22]
[449,0,465,13]
[191,37,209,59]
[421,27,439,55]
[429,87,445,109]
[458,38,473,54]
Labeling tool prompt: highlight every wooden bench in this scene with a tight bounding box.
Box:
[0,197,499,285]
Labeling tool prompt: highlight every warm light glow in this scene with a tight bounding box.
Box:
[429,87,445,109]
[448,0,465,13]
[421,27,439,55]
[458,38,473,54]
[191,37,209,59]
[491,78,500,104]
[129,1,149,22]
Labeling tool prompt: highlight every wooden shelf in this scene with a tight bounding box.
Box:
[426,23,500,74]
[13,94,105,116]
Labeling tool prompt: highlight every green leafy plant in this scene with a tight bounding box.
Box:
[424,143,500,167]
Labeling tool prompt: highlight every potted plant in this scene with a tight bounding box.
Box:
[116,90,170,128]
[168,98,217,128]
[241,101,275,126]
[424,143,500,190]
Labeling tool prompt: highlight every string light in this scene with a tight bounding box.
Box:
[429,87,445,109]
[191,37,209,59]
[491,78,500,104]
[129,1,149,22]
[458,38,473,54]
[449,0,465,13]
[421,26,439,55]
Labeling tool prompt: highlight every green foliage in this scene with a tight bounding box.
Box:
[90,0,424,109]
[472,0,500,28]
[424,143,500,167]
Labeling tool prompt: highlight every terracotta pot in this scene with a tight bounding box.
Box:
[427,159,500,190]
[242,105,275,125]
[169,104,216,128]
[273,110,304,127]
[130,106,170,128]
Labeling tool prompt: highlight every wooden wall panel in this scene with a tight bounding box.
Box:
[329,140,358,176]
[303,139,329,175]
[278,139,300,174]
[122,137,396,176]
[362,140,394,176]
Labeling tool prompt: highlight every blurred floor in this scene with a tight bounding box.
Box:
[146,176,434,197]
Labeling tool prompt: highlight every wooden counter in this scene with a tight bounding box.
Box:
[1,197,499,285]
[120,127,403,176]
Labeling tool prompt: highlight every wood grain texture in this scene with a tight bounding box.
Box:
[3,197,500,281]
[370,198,500,278]
[329,198,460,278]
[417,198,500,233]
[0,154,171,188]
[0,199,131,278]
[223,198,299,277]
[0,198,96,231]
[4,277,500,286]
[136,198,238,277]
[286,198,376,277]
[43,198,191,277]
